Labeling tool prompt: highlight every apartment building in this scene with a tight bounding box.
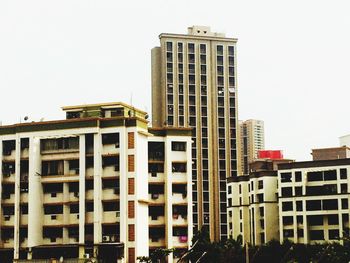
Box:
[278,159,350,244]
[227,159,292,245]
[148,128,192,262]
[239,120,265,175]
[0,102,193,263]
[152,25,238,241]
[311,146,350,161]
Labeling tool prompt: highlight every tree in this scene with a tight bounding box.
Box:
[137,248,175,263]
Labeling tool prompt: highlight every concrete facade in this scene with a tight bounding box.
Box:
[152,25,238,241]
[0,102,193,263]
[227,159,292,245]
[239,120,265,175]
[278,159,350,244]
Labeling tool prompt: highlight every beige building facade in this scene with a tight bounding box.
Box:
[278,159,350,244]
[152,26,238,241]
[0,102,193,263]
[239,119,265,175]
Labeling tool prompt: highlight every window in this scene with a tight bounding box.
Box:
[172,142,186,151]
[281,172,292,183]
[308,215,323,226]
[283,229,293,238]
[329,229,339,240]
[340,168,347,179]
[306,200,321,211]
[309,230,324,240]
[342,198,349,209]
[295,171,302,182]
[324,170,337,181]
[307,171,323,182]
[281,187,293,197]
[328,215,339,225]
[282,202,293,211]
[283,216,293,225]
[172,163,187,173]
[258,180,263,189]
[341,183,348,193]
[295,186,302,196]
[296,201,303,211]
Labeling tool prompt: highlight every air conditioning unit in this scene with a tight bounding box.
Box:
[116,211,120,218]
[114,165,119,171]
[114,188,119,194]
[115,142,120,148]
[3,172,11,177]
[102,235,110,242]
[151,172,157,177]
[4,215,11,221]
[51,215,57,220]
[83,253,90,259]
[74,192,79,198]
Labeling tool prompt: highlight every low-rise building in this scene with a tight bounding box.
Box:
[227,159,292,245]
[278,159,350,244]
[0,102,193,263]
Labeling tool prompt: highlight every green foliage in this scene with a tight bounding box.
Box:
[175,229,350,263]
[137,248,175,263]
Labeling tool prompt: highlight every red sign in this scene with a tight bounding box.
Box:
[258,150,283,160]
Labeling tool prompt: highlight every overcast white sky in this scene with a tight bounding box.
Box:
[1,0,349,161]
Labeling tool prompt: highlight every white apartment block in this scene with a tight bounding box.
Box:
[278,159,350,244]
[227,160,288,245]
[148,128,193,262]
[239,120,265,175]
[0,102,193,263]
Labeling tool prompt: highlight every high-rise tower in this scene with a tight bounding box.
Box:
[239,119,265,175]
[152,26,238,241]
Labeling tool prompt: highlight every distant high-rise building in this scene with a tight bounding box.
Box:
[152,26,238,241]
[239,120,265,175]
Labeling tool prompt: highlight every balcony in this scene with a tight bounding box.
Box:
[42,237,63,245]
[2,150,15,161]
[86,190,94,201]
[172,214,188,226]
[148,172,165,184]
[102,144,120,155]
[172,236,189,248]
[172,193,187,204]
[20,215,28,226]
[149,237,166,248]
[86,167,94,177]
[149,194,165,204]
[149,215,165,226]
[2,238,14,249]
[69,191,80,202]
[44,214,64,226]
[172,173,187,184]
[102,211,120,224]
[69,214,80,225]
[102,188,119,201]
[2,193,15,204]
[69,237,79,244]
[21,148,29,159]
[43,193,64,204]
[2,171,15,183]
[2,215,15,226]
[102,166,119,178]
[86,212,94,224]
[19,238,28,248]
